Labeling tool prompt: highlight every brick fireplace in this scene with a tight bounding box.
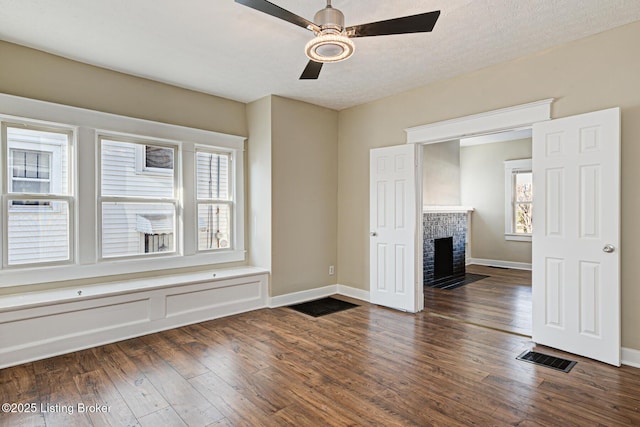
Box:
[423,207,473,286]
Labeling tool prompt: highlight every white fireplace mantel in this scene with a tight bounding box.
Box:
[423,206,474,213]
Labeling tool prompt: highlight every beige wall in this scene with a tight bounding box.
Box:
[460,139,532,264]
[246,95,339,297]
[337,21,640,349]
[271,96,338,296]
[423,140,461,206]
[0,41,246,137]
[247,96,272,271]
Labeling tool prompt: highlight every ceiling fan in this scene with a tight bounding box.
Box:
[235,0,441,79]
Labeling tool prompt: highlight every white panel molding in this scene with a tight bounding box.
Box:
[0,268,268,369]
[405,99,553,145]
[467,258,532,271]
[622,347,640,368]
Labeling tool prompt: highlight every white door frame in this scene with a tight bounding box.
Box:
[404,99,554,312]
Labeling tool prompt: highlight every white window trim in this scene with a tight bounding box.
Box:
[0,93,246,287]
[504,158,532,242]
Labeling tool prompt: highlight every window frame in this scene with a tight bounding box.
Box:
[504,158,533,242]
[98,134,180,261]
[0,93,246,288]
[195,148,234,253]
[1,121,75,268]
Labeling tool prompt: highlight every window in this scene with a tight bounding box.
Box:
[136,144,174,175]
[2,124,73,266]
[100,138,177,259]
[0,93,245,287]
[504,159,532,241]
[11,149,51,193]
[196,150,232,251]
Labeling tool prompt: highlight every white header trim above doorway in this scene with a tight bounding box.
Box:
[404,98,554,145]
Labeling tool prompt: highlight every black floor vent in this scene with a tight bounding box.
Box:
[288,297,358,317]
[516,350,577,373]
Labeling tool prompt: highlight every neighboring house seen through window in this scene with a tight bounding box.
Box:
[2,124,72,266]
[504,158,533,241]
[100,138,177,258]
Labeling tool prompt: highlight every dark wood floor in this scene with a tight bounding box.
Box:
[3,285,640,425]
[424,264,532,336]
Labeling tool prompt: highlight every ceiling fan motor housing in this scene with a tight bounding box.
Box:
[314,6,344,33]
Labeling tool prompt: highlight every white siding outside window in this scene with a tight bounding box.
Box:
[99,138,177,259]
[2,125,73,266]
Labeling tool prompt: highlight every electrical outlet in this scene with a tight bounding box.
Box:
[329,265,335,275]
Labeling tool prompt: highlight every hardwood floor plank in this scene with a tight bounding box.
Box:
[188,371,274,426]
[73,369,139,427]
[118,340,224,427]
[91,344,169,419]
[0,363,46,427]
[138,406,187,427]
[34,369,92,427]
[141,332,210,380]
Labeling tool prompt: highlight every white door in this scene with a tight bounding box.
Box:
[369,144,421,312]
[532,107,620,366]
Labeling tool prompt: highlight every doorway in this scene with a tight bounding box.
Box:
[420,131,533,336]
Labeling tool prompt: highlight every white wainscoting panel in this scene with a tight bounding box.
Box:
[0,269,268,369]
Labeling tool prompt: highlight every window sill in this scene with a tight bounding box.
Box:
[505,233,532,242]
[0,250,246,288]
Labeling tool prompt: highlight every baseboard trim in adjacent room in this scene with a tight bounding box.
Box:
[622,347,640,368]
[467,258,532,271]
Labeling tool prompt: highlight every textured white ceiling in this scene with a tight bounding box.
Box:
[1,0,639,110]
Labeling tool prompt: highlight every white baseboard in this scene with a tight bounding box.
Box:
[337,284,370,302]
[268,285,337,308]
[622,347,640,368]
[269,284,370,308]
[467,257,532,271]
[0,271,268,369]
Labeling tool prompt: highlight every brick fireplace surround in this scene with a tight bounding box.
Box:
[423,207,473,286]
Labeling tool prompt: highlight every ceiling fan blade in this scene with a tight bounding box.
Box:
[235,0,318,31]
[346,10,440,38]
[300,60,323,80]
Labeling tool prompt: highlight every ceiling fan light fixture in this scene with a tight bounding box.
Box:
[305,33,354,63]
